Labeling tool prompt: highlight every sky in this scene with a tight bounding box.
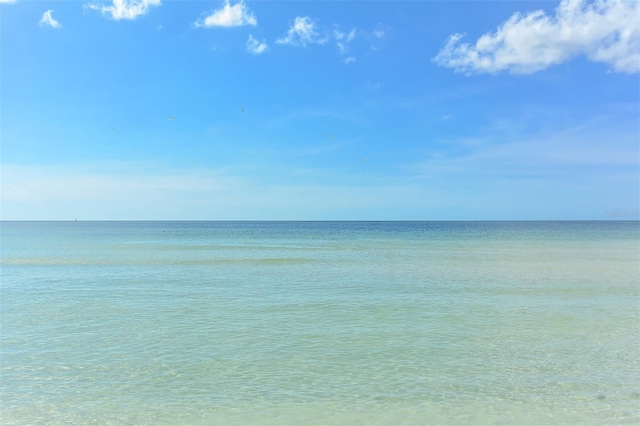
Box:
[1,0,638,220]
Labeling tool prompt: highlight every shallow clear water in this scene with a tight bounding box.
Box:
[1,221,639,425]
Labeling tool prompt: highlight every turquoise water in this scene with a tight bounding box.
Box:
[1,221,638,425]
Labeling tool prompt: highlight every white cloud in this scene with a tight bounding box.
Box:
[434,0,640,74]
[85,0,161,21]
[247,34,268,54]
[194,0,256,28]
[343,56,356,65]
[39,10,62,28]
[0,0,17,4]
[334,27,356,53]
[277,19,360,53]
[276,16,328,46]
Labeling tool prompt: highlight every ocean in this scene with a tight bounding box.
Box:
[1,221,638,425]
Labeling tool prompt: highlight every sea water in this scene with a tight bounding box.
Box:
[1,221,638,425]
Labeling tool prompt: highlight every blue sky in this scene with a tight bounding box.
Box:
[1,0,638,220]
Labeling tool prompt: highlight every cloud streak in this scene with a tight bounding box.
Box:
[334,27,356,53]
[434,0,640,74]
[413,109,640,187]
[276,17,367,62]
[194,0,256,28]
[4,159,633,220]
[0,163,441,220]
[39,10,62,28]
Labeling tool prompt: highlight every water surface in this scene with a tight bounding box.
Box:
[1,221,638,425]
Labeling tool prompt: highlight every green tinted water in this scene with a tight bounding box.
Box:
[1,222,638,425]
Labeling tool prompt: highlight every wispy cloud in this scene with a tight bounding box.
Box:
[434,0,640,74]
[4,160,631,220]
[361,24,389,50]
[276,16,327,46]
[276,18,387,60]
[85,0,161,21]
[267,105,365,127]
[0,0,17,4]
[194,0,256,28]
[413,110,640,184]
[246,34,268,54]
[0,163,438,220]
[334,27,356,53]
[39,10,62,29]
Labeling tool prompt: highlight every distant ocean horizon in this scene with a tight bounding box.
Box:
[1,221,638,425]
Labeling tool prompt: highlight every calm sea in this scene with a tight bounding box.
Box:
[1,221,638,425]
